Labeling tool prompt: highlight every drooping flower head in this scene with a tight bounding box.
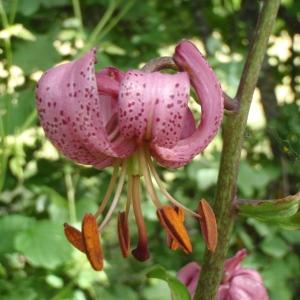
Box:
[177,249,269,300]
[36,40,223,270]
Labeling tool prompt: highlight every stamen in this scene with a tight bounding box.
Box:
[157,206,192,254]
[125,175,133,217]
[131,176,150,261]
[167,235,180,250]
[64,223,86,253]
[198,199,218,252]
[144,149,200,218]
[99,161,127,231]
[117,211,130,257]
[105,113,118,134]
[82,213,104,271]
[166,206,184,250]
[108,127,121,142]
[139,148,162,208]
[94,164,120,219]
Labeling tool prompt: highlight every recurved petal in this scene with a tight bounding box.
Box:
[36,48,136,166]
[180,107,196,139]
[151,40,224,168]
[118,71,190,148]
[36,62,113,168]
[224,249,248,278]
[96,67,124,97]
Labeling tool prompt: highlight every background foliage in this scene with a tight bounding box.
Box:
[0,0,299,299]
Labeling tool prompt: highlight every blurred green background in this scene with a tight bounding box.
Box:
[0,0,300,299]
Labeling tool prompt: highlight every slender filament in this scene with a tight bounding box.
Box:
[138,147,162,208]
[125,175,133,218]
[144,149,201,218]
[99,161,127,231]
[94,164,120,219]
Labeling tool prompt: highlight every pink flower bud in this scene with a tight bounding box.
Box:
[177,249,268,299]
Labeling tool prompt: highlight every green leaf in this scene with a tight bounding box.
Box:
[40,0,69,7]
[0,215,35,254]
[15,220,71,269]
[281,230,300,243]
[276,213,300,230]
[237,161,279,197]
[147,266,190,300]
[14,33,60,74]
[239,192,300,222]
[260,236,290,258]
[1,90,36,135]
[32,185,69,221]
[18,0,40,16]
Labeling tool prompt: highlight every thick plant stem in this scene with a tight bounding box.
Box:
[194,1,281,299]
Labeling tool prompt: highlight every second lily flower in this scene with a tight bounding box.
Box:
[36,40,224,270]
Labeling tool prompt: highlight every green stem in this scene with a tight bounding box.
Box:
[97,0,134,41]
[0,0,13,77]
[72,0,83,33]
[194,1,281,299]
[64,166,77,223]
[9,0,18,24]
[0,119,8,192]
[80,0,117,54]
[0,0,13,191]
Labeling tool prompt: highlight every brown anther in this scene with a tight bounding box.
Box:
[132,244,150,262]
[64,223,86,253]
[157,206,192,254]
[166,206,185,250]
[82,214,104,271]
[117,211,131,258]
[198,199,218,252]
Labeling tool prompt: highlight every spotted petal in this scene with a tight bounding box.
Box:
[151,40,224,168]
[118,71,190,148]
[36,49,136,168]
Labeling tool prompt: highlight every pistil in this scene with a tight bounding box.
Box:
[138,147,162,208]
[131,175,150,261]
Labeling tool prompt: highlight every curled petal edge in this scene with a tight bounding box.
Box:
[151,40,224,168]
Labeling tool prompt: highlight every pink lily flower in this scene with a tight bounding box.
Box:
[36,40,223,270]
[178,249,268,300]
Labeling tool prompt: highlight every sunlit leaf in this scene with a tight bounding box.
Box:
[15,220,71,269]
[147,266,190,300]
[0,215,35,253]
[0,24,36,41]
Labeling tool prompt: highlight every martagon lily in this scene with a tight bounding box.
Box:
[36,40,224,270]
